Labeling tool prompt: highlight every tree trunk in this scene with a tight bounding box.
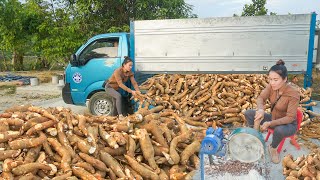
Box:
[12,50,24,71]
[41,57,49,69]
[1,49,8,71]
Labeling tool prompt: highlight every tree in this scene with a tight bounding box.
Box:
[67,0,196,36]
[37,0,197,66]
[0,0,47,70]
[2,0,197,70]
[241,0,275,16]
[270,12,277,16]
[0,0,26,70]
[31,0,84,68]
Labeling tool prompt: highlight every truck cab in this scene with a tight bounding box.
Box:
[62,33,130,115]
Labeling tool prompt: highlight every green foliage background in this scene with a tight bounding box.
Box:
[0,0,300,71]
[0,0,196,71]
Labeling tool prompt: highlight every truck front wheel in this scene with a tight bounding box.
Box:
[88,92,114,116]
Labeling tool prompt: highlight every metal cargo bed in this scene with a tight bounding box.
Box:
[132,14,315,75]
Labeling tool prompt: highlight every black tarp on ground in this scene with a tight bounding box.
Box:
[0,74,36,85]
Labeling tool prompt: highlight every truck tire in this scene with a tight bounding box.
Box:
[88,92,115,116]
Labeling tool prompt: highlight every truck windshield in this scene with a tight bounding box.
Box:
[78,38,119,65]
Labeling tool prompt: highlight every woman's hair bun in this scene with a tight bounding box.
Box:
[276,59,285,66]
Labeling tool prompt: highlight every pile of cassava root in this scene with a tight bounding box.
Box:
[0,105,204,179]
[282,149,320,180]
[300,116,320,141]
[135,74,317,129]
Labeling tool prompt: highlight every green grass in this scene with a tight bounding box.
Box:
[0,85,17,94]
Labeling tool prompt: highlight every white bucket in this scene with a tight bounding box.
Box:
[30,78,39,86]
[58,79,65,86]
[52,76,59,84]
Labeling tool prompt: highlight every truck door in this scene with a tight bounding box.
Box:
[69,37,122,105]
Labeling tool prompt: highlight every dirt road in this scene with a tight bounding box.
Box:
[0,83,88,114]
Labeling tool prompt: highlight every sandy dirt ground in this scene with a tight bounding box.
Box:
[0,82,88,114]
[0,83,88,114]
[0,83,61,113]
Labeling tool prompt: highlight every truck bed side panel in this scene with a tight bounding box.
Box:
[134,14,312,74]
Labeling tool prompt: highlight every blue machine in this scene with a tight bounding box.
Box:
[200,127,226,180]
[200,127,266,179]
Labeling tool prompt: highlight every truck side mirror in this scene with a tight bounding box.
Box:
[70,54,78,66]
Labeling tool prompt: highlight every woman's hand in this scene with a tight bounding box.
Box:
[132,90,141,96]
[131,90,137,96]
[260,121,271,131]
[254,109,265,122]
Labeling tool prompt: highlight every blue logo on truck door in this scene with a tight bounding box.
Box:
[72,72,82,83]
